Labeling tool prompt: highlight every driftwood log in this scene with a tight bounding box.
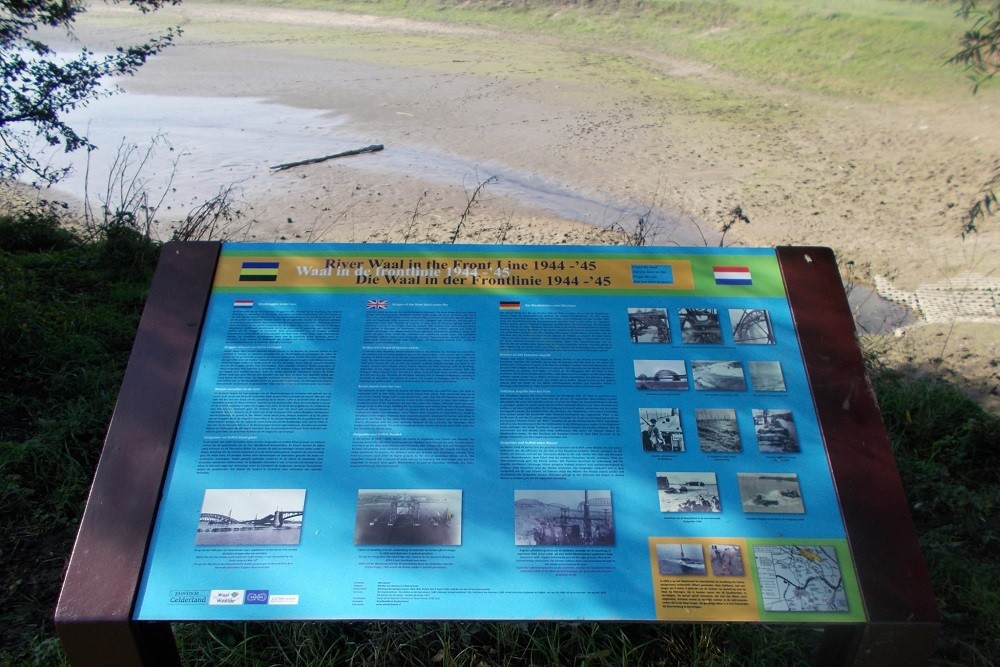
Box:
[270,144,384,172]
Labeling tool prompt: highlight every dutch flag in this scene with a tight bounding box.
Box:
[713,266,752,286]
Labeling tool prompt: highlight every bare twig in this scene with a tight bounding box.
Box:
[171,184,251,241]
[83,134,178,241]
[403,190,428,244]
[306,198,365,242]
[450,174,498,244]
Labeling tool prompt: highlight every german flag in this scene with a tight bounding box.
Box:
[499,301,520,311]
[239,261,279,282]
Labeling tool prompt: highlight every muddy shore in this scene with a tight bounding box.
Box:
[23,3,1000,407]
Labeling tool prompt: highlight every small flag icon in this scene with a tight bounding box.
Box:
[367,300,388,309]
[239,261,279,282]
[233,299,254,308]
[713,266,752,286]
[499,301,520,311]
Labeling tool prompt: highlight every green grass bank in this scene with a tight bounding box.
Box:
[187,0,973,102]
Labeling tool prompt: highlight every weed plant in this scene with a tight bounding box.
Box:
[2,210,998,665]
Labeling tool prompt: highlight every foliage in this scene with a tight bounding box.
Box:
[950,1,1000,236]
[0,0,180,184]
[871,364,1000,664]
[951,0,1000,92]
[0,210,159,664]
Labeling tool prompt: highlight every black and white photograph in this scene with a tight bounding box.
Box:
[678,308,723,344]
[514,490,614,546]
[639,408,684,452]
[709,544,746,576]
[729,308,776,344]
[753,409,800,453]
[696,408,742,453]
[748,360,787,392]
[634,360,688,390]
[354,489,462,545]
[656,543,707,576]
[692,360,747,391]
[196,488,305,546]
[657,472,721,513]
[737,473,806,513]
[628,307,671,343]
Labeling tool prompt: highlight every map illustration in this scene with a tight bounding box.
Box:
[753,545,849,612]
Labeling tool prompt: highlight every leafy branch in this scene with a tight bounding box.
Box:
[949,1,1000,235]
[0,0,181,184]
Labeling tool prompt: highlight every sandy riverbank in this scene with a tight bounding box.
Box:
[17,2,1000,407]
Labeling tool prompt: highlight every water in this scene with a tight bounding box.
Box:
[49,91,696,242]
[48,88,910,329]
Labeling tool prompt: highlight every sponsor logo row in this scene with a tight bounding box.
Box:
[169,590,299,606]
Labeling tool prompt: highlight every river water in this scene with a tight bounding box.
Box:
[52,91,695,244]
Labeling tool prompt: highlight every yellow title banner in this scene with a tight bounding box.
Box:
[215,254,695,292]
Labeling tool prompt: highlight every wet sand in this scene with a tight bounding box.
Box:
[26,2,1000,407]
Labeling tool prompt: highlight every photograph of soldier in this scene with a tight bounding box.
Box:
[696,408,742,453]
[678,308,723,344]
[656,543,707,576]
[753,409,800,453]
[639,408,684,452]
[692,360,747,391]
[514,490,614,546]
[710,544,746,576]
[729,308,776,344]
[628,307,671,343]
[737,473,806,513]
[354,489,462,545]
[748,360,787,392]
[634,359,688,390]
[656,472,721,513]
[196,488,305,546]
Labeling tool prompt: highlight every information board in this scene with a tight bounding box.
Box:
[134,244,865,623]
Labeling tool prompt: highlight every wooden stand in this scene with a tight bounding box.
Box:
[55,243,939,666]
[55,242,219,667]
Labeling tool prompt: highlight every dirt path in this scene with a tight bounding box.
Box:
[65,3,1000,406]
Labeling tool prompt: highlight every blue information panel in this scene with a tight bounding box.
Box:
[134,244,864,623]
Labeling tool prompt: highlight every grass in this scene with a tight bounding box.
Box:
[174,619,819,666]
[1,208,998,666]
[870,360,1000,664]
[0,211,158,665]
[177,0,975,102]
[82,0,977,104]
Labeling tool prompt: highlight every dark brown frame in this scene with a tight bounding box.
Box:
[54,243,939,666]
[777,247,939,665]
[55,241,221,667]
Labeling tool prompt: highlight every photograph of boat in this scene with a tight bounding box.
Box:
[656,543,707,576]
[737,474,806,513]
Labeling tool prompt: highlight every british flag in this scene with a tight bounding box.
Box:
[366,300,388,309]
